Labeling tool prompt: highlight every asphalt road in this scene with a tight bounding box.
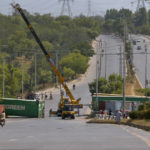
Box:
[44,43,97,116]
[42,34,124,117]
[1,117,150,150]
[97,34,124,79]
[1,34,150,150]
[130,34,150,88]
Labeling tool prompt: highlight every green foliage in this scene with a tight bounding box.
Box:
[138,104,145,111]
[0,62,27,98]
[38,68,52,85]
[130,101,150,119]
[138,88,150,96]
[134,8,148,27]
[129,109,150,120]
[0,12,102,97]
[88,74,123,95]
[62,67,75,81]
[103,8,150,36]
[107,74,123,94]
[60,52,89,75]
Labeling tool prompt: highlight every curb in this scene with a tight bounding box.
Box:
[86,119,150,131]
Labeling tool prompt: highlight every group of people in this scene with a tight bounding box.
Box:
[97,109,123,123]
[40,92,53,100]
[98,109,114,120]
[36,84,76,100]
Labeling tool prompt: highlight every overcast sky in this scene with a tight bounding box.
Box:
[0,0,148,16]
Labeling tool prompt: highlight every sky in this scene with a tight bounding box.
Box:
[0,0,149,17]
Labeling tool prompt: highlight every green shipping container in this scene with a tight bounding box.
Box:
[0,98,45,118]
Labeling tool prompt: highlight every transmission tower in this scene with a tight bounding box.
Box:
[131,0,150,11]
[59,0,74,17]
[87,0,92,17]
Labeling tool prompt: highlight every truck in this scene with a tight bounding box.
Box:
[11,3,83,119]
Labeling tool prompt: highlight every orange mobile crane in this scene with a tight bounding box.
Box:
[11,3,82,119]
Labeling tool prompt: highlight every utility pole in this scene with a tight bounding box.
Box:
[21,57,24,99]
[145,44,148,88]
[3,58,5,98]
[59,0,74,17]
[123,50,126,115]
[104,42,107,79]
[96,41,99,110]
[56,51,58,87]
[34,52,37,93]
[98,40,102,78]
[122,22,127,116]
[119,46,123,77]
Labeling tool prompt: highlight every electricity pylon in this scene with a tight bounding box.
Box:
[59,0,74,17]
[87,0,92,17]
[131,0,150,11]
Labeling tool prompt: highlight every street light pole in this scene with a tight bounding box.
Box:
[145,44,148,88]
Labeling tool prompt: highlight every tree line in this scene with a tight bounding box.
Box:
[0,11,103,98]
[1,7,150,97]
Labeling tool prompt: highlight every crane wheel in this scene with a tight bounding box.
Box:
[71,115,75,119]
[62,115,65,119]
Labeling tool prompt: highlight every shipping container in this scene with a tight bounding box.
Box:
[0,105,5,115]
[0,98,45,118]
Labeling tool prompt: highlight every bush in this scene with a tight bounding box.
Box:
[129,109,150,119]
[138,104,145,111]
[129,111,138,119]
[144,109,150,119]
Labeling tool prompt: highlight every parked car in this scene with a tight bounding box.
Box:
[137,46,141,50]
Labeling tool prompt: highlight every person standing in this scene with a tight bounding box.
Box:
[116,110,121,123]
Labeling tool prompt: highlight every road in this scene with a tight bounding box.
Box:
[97,34,124,79]
[44,34,124,116]
[130,34,150,88]
[1,34,150,150]
[40,34,124,117]
[1,117,150,150]
[43,40,97,116]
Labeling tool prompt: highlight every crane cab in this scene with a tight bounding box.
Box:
[62,104,75,119]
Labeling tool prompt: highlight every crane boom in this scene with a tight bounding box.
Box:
[11,3,76,102]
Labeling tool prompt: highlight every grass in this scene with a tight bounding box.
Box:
[87,118,150,131]
[131,119,150,127]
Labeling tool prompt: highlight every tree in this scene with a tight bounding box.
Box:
[134,8,148,27]
[105,9,118,20]
[88,74,123,95]
[59,52,88,75]
[62,67,75,81]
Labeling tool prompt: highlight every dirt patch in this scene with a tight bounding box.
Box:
[126,61,143,96]
[126,74,143,96]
